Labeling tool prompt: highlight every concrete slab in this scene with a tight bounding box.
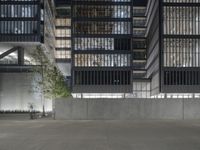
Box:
[0,120,200,150]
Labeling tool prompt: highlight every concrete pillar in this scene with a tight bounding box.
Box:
[18,48,24,65]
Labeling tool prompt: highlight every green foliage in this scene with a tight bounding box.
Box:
[31,46,70,99]
[47,66,71,99]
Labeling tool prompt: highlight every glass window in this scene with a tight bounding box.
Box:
[56,40,71,48]
[74,22,131,35]
[163,6,200,35]
[74,5,130,18]
[74,54,131,67]
[55,50,71,59]
[164,38,200,67]
[0,4,38,18]
[56,29,71,37]
[56,19,71,26]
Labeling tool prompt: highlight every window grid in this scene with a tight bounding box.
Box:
[55,50,71,59]
[74,21,131,35]
[74,54,131,67]
[163,0,200,3]
[74,38,131,51]
[73,5,131,18]
[164,70,200,85]
[164,38,200,67]
[163,6,200,35]
[74,70,131,85]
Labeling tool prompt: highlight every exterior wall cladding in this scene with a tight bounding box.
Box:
[71,0,200,95]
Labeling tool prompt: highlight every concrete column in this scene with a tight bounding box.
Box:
[18,48,24,65]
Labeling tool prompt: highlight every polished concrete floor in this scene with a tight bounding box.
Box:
[0,120,200,150]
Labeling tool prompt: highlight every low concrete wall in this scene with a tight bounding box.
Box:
[55,97,200,120]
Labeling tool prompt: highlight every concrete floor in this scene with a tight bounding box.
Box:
[0,120,200,150]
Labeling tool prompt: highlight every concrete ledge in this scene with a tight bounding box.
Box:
[0,114,30,120]
[55,97,200,120]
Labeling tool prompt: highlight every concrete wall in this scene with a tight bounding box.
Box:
[0,73,52,112]
[55,97,200,120]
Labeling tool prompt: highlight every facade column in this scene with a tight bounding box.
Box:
[18,48,24,65]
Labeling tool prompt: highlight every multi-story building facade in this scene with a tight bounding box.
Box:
[161,0,200,93]
[0,0,200,104]
[71,0,149,98]
[71,0,200,98]
[71,0,134,95]
[146,0,200,97]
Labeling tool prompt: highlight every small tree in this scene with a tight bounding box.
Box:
[31,46,70,116]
